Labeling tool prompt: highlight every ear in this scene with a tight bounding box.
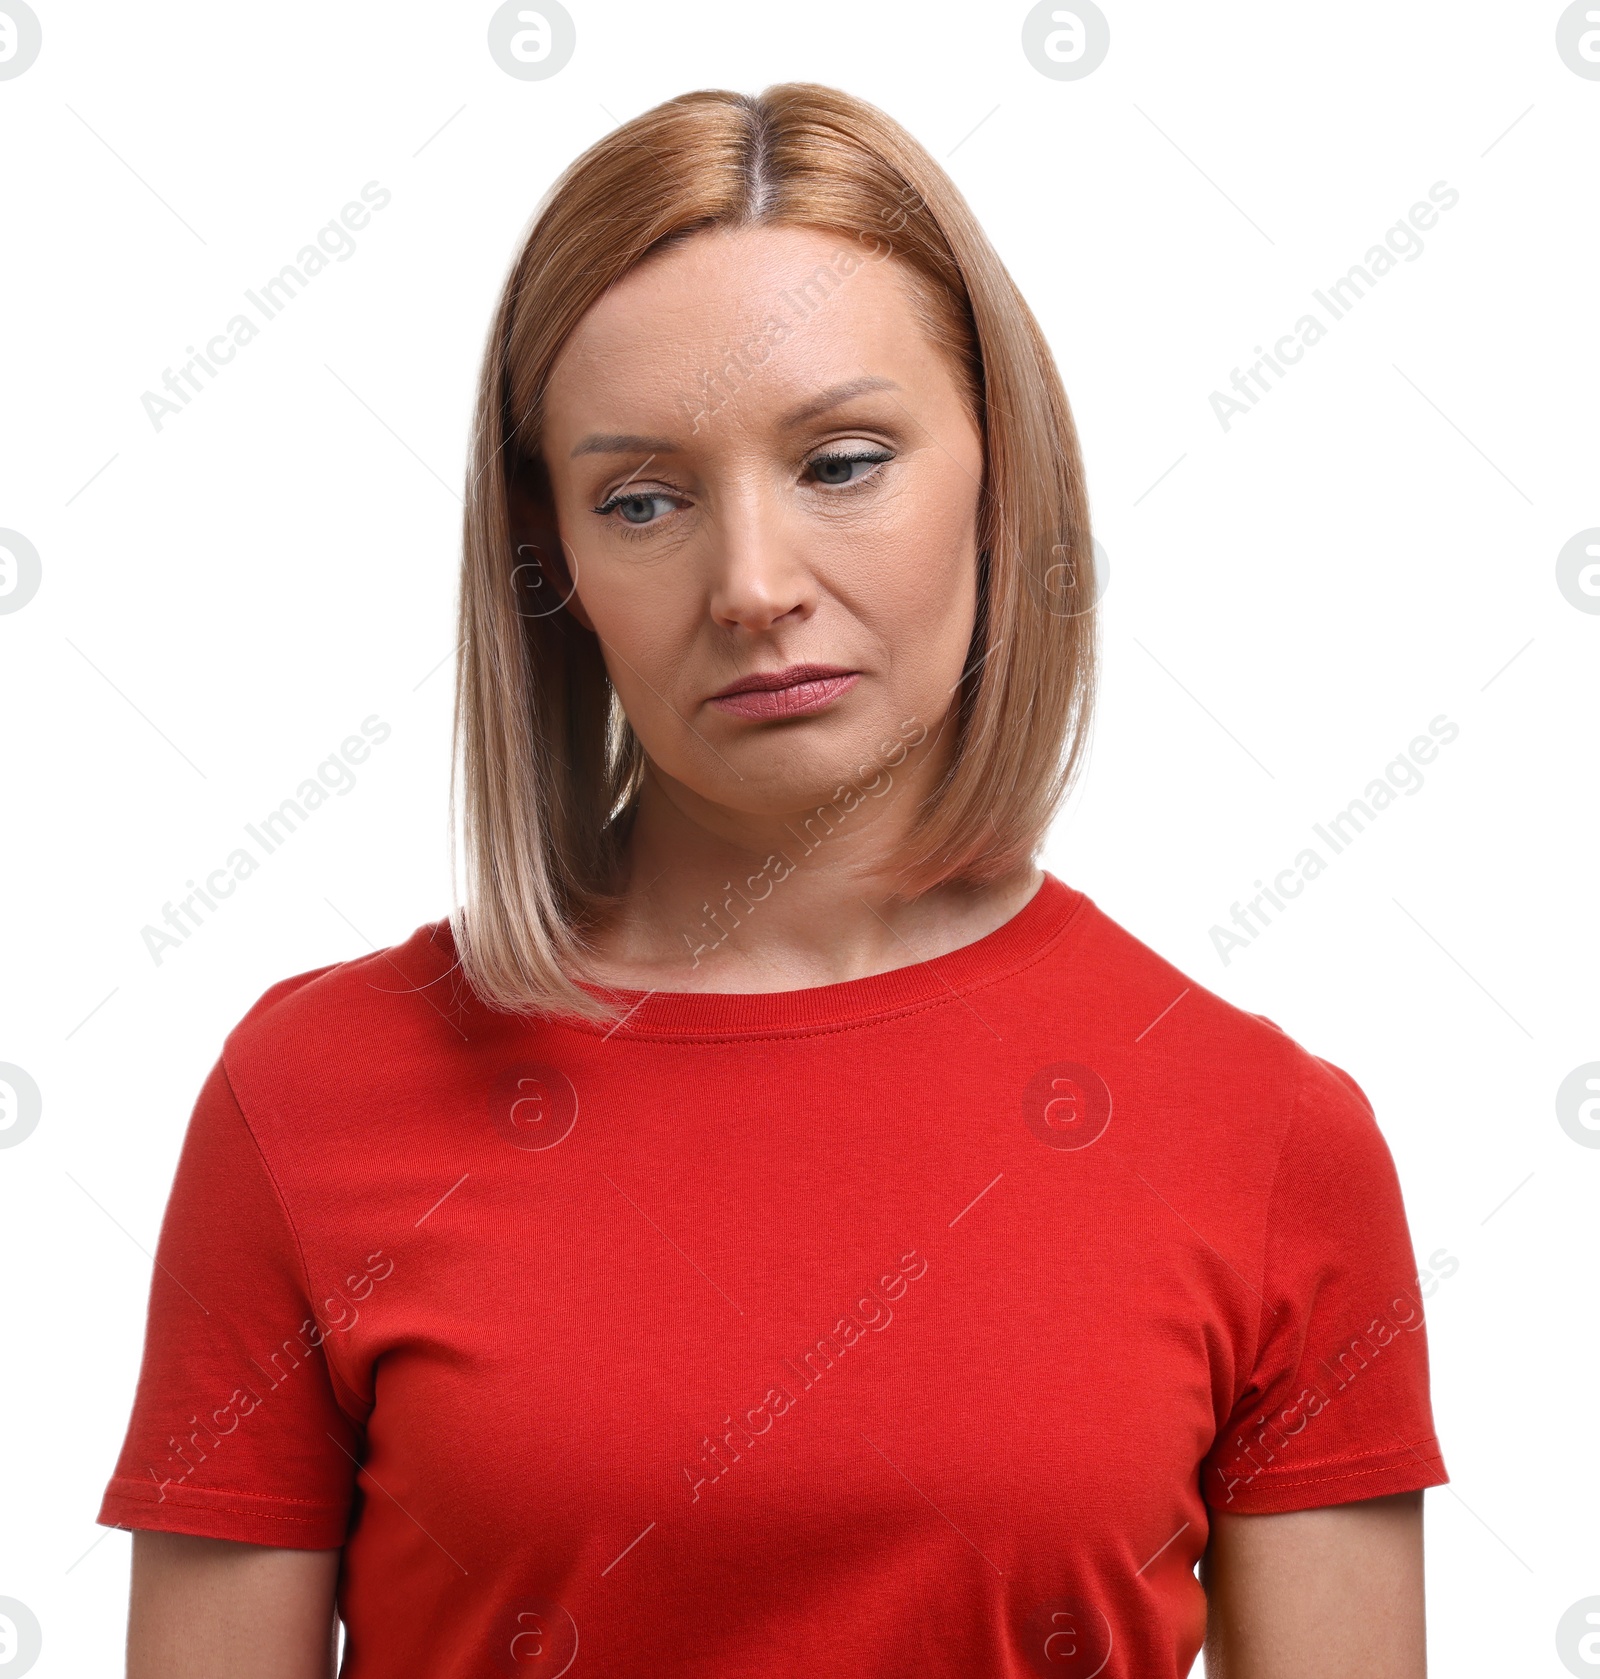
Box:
[506,459,594,632]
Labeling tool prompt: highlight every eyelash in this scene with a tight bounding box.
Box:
[591,449,894,539]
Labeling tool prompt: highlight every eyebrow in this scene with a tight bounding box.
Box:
[781,374,902,428]
[568,375,903,458]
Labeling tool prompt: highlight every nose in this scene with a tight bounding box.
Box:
[706,487,813,634]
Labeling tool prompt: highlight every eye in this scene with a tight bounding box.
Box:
[592,489,680,529]
[804,448,894,491]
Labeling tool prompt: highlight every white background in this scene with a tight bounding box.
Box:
[1,2,1596,1674]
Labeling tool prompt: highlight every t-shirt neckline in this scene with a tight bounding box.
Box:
[563,871,1087,1041]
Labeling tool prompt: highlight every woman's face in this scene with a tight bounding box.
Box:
[537,223,984,823]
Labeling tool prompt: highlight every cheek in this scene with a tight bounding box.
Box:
[885,490,981,712]
[842,473,979,642]
[579,569,696,697]
[562,499,691,633]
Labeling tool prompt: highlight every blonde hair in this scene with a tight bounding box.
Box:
[451,82,1098,1022]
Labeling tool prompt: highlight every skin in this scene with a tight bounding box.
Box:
[124,225,1428,1676]
[1203,1493,1426,1677]
[127,1533,338,1678]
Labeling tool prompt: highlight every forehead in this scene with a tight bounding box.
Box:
[543,224,948,436]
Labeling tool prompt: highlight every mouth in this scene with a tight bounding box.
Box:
[707,663,861,720]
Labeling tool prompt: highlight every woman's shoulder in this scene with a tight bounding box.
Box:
[1058,885,1382,1146]
[216,916,474,1126]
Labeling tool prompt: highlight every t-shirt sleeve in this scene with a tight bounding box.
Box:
[1201,1051,1449,1514]
[96,1057,362,1547]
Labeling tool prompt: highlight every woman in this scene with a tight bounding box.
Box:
[100,83,1445,1678]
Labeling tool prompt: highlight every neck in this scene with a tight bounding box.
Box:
[581,736,1041,994]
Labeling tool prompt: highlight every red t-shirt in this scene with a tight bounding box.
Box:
[98,873,1446,1677]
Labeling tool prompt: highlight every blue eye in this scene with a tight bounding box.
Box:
[808,450,892,488]
[594,491,675,526]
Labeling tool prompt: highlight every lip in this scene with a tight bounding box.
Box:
[707,663,861,720]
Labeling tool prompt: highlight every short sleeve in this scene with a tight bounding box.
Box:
[1201,1053,1449,1513]
[96,1058,362,1547]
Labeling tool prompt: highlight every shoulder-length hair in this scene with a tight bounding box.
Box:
[451,81,1098,1023]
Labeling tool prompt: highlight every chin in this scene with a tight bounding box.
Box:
[725,722,911,816]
